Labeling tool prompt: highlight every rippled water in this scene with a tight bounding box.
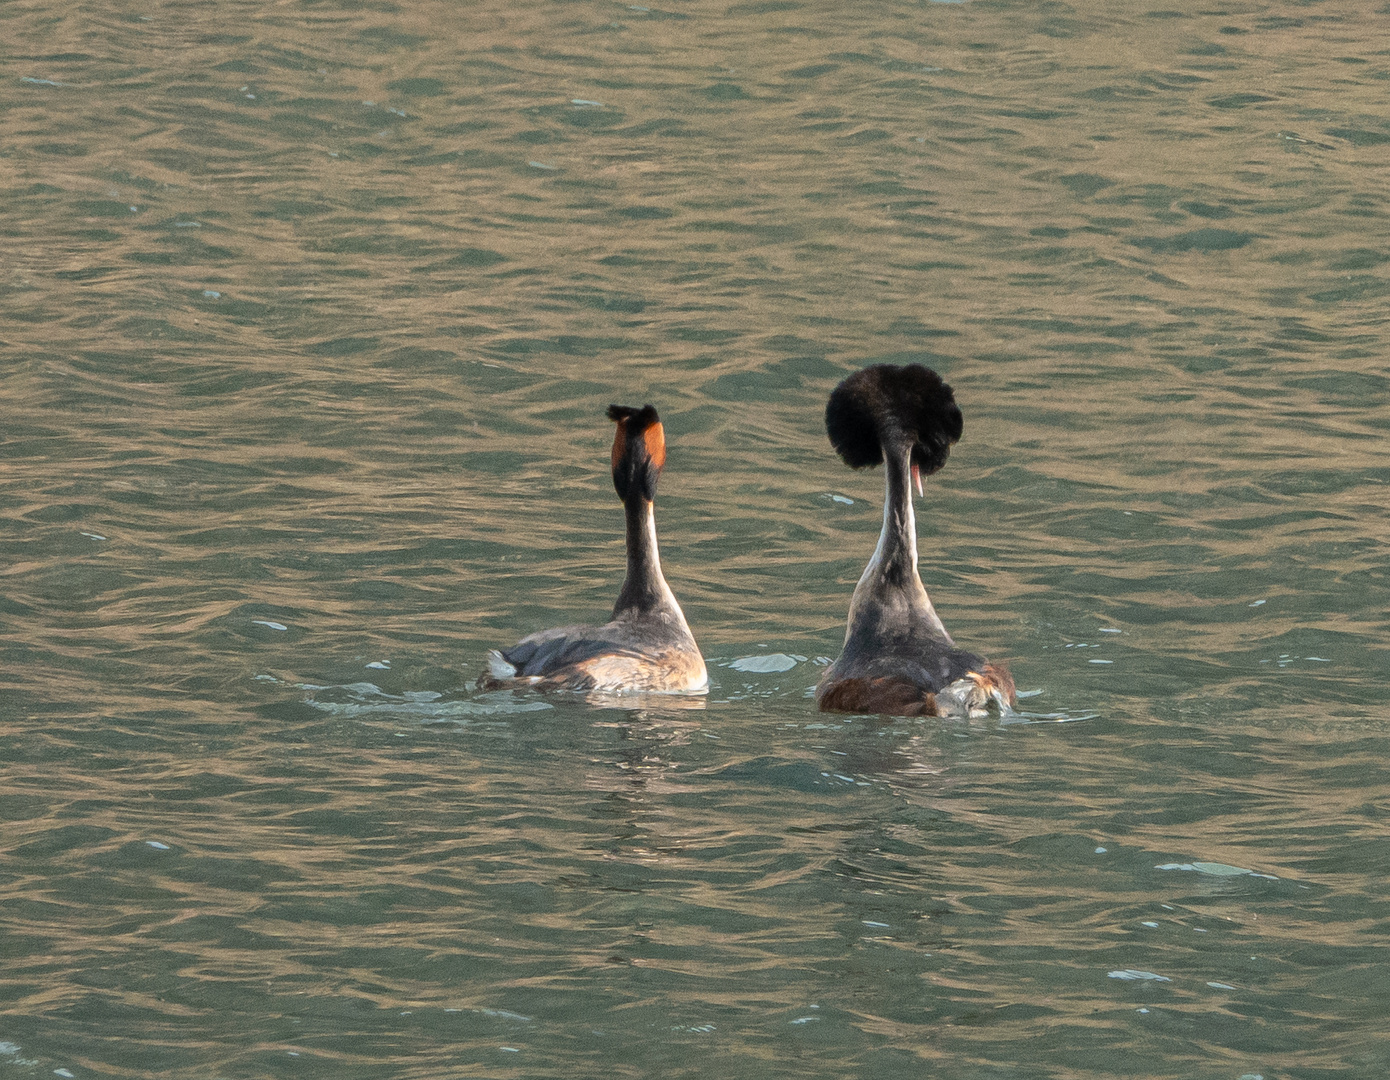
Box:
[3,0,1389,1076]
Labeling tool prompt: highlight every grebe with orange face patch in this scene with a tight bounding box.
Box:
[815,365,1015,718]
[478,404,708,695]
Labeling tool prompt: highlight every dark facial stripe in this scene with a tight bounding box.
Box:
[611,417,628,473]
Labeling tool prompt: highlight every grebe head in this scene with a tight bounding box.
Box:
[825,364,962,490]
[607,403,666,503]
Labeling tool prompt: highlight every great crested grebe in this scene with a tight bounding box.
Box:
[815,364,1016,718]
[478,404,708,695]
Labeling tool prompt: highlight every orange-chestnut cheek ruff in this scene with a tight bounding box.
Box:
[643,422,666,472]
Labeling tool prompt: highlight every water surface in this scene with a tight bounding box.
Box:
[3,0,1389,1076]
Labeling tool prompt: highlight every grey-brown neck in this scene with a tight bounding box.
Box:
[869,443,919,588]
[843,440,952,646]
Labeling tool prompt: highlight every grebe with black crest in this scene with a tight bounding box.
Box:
[816,364,1015,717]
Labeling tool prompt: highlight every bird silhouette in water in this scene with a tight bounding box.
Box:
[479,404,707,695]
[816,364,1015,717]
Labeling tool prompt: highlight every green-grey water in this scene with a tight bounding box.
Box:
[3,0,1389,1076]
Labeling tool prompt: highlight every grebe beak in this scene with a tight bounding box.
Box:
[911,463,923,498]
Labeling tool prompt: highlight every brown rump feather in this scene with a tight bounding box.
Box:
[816,677,940,717]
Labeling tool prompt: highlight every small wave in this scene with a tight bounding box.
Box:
[999,709,1098,726]
[1156,861,1278,880]
[304,682,553,721]
[1108,969,1171,982]
[727,653,803,673]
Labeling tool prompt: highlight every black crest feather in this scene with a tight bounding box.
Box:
[606,403,659,432]
[825,364,963,475]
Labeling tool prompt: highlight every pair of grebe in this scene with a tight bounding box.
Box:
[480,365,1015,717]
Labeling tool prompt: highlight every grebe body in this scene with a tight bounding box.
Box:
[479,405,707,695]
[816,365,1015,717]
